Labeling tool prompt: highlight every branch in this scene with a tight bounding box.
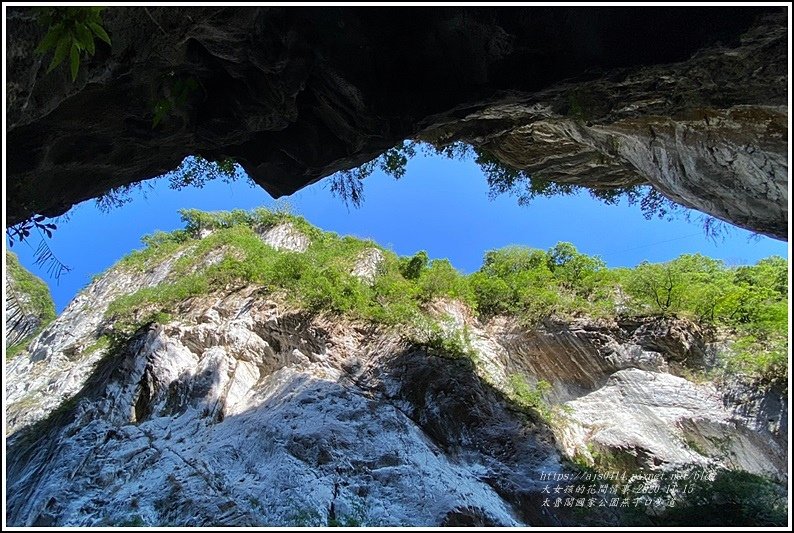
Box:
[144,7,168,36]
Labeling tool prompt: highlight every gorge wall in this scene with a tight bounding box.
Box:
[5,7,788,238]
[4,252,56,350]
[5,218,787,527]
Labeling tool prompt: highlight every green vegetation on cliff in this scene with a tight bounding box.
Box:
[104,207,788,384]
[6,251,57,357]
[6,252,57,323]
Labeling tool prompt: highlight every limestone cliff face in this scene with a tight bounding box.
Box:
[5,224,787,527]
[4,252,56,349]
[421,14,788,239]
[6,287,556,527]
[5,7,787,239]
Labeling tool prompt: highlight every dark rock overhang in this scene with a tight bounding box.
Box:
[5,6,788,238]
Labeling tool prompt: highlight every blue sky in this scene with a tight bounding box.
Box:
[10,151,788,313]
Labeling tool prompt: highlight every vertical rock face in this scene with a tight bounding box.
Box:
[5,289,558,527]
[257,223,311,253]
[4,252,56,349]
[557,369,786,479]
[5,225,787,526]
[476,106,787,239]
[5,246,195,432]
[424,13,788,239]
[350,248,385,285]
[5,7,787,240]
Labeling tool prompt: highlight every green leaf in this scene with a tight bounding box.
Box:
[75,24,95,55]
[47,36,71,73]
[35,24,64,54]
[33,7,54,26]
[151,99,173,128]
[87,21,111,46]
[70,43,80,81]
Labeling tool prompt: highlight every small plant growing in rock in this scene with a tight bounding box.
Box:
[411,317,478,363]
[152,74,200,128]
[35,7,111,81]
[508,373,554,422]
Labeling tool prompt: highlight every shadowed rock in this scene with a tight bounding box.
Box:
[5,7,787,238]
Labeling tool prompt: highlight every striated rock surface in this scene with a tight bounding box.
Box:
[5,247,192,432]
[5,7,787,239]
[350,248,385,285]
[486,316,711,402]
[5,229,787,526]
[256,222,310,253]
[6,288,557,527]
[423,14,788,239]
[4,252,56,349]
[557,369,786,480]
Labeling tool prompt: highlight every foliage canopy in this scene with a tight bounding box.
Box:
[104,208,788,385]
